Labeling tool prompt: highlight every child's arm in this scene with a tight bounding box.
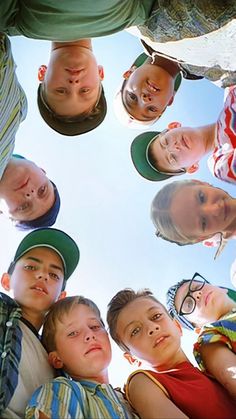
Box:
[200,343,236,400]
[128,372,189,419]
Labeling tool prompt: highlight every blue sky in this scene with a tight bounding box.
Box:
[0,30,235,386]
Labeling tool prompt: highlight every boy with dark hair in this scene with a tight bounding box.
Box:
[0,227,80,418]
[25,295,138,419]
[107,288,236,418]
[0,33,60,228]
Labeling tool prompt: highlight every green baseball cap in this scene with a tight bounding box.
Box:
[10,228,80,281]
[131,131,186,182]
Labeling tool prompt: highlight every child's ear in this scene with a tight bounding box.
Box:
[58,291,67,301]
[123,352,142,367]
[48,352,63,369]
[122,66,136,80]
[167,121,182,130]
[167,95,175,107]
[38,65,47,82]
[186,163,199,174]
[98,65,105,81]
[1,273,11,291]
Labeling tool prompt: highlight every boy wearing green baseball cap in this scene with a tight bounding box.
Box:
[0,227,80,418]
[130,85,236,184]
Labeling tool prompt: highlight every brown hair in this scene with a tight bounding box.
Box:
[42,296,104,353]
[107,288,168,352]
[151,179,202,246]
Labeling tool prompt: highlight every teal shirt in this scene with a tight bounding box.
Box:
[1,0,153,41]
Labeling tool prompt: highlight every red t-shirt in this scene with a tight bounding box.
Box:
[127,362,235,419]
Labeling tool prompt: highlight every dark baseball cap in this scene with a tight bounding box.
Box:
[37,84,107,136]
[131,131,186,181]
[9,228,80,281]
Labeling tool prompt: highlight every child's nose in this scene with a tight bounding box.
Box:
[141,92,152,103]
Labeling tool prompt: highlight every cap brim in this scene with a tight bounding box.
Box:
[131,132,172,181]
[38,85,107,136]
[14,228,80,280]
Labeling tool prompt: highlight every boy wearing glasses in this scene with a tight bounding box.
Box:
[130,86,236,185]
[107,288,236,418]
[167,274,236,400]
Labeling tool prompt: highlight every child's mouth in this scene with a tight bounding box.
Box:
[147,80,160,93]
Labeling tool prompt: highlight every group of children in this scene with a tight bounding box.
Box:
[1,1,236,418]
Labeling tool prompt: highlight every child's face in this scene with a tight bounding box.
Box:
[53,304,112,380]
[43,45,103,117]
[3,247,65,314]
[0,158,55,222]
[151,127,205,173]
[116,297,181,369]
[174,281,230,328]
[122,64,174,122]
[169,183,236,242]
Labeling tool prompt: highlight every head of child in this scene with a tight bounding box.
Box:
[166,273,236,332]
[107,288,184,371]
[0,155,60,230]
[37,41,107,136]
[114,54,180,128]
[1,228,80,327]
[151,179,236,247]
[131,122,204,181]
[42,296,112,383]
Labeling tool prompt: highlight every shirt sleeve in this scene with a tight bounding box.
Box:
[25,379,86,419]
[193,317,235,372]
[208,86,236,184]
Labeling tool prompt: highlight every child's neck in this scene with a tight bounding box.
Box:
[21,306,45,331]
[154,348,189,372]
[201,123,216,152]
[71,369,110,384]
[52,39,92,51]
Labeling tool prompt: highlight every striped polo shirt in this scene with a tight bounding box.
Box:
[26,376,139,419]
[0,33,27,179]
[208,86,236,184]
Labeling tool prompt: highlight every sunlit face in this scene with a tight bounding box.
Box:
[151,127,205,173]
[122,64,174,122]
[6,247,65,314]
[53,304,112,380]
[175,281,231,328]
[43,45,103,116]
[0,158,55,221]
[169,183,236,242]
[116,297,182,369]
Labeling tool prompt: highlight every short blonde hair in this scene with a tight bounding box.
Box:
[42,296,104,353]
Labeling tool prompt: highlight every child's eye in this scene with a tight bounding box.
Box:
[49,272,60,281]
[169,153,177,165]
[24,264,36,271]
[80,87,90,94]
[131,326,141,337]
[38,184,47,198]
[127,92,137,102]
[68,331,78,337]
[91,324,102,331]
[152,313,162,321]
[56,88,67,94]
[199,191,205,203]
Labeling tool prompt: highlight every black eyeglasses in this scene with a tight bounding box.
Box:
[178,273,210,316]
